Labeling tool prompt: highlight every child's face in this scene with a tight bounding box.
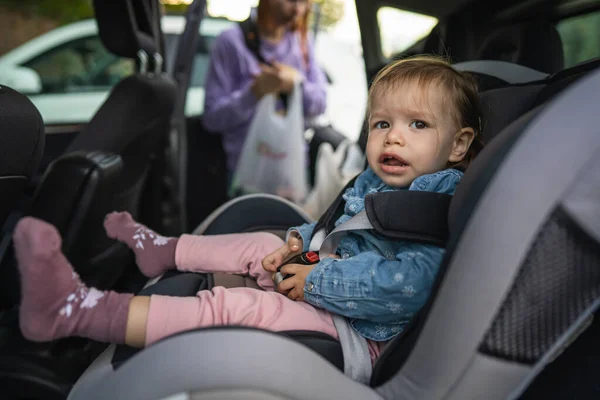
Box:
[366,80,473,188]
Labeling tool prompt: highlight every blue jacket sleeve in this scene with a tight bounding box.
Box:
[303,245,444,323]
[286,222,316,252]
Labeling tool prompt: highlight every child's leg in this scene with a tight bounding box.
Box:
[14,217,133,344]
[104,212,178,278]
[105,211,283,290]
[175,232,283,290]
[14,217,334,347]
[15,217,385,371]
[143,287,339,346]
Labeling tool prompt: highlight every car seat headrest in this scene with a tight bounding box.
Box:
[93,0,158,59]
[477,21,564,74]
[0,85,45,180]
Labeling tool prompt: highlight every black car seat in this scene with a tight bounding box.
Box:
[477,20,564,74]
[0,85,45,306]
[67,61,600,400]
[0,1,176,399]
[0,86,44,228]
[26,0,177,290]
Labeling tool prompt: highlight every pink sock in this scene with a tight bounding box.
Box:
[14,217,133,344]
[104,211,178,277]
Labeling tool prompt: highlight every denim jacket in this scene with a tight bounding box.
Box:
[288,167,463,341]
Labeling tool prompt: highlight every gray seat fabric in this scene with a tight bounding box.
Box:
[453,60,548,84]
[68,65,600,400]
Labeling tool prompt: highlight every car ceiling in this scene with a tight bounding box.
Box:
[355,0,600,71]
[354,0,473,18]
[358,0,600,20]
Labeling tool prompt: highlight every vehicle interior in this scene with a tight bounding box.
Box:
[0,0,599,398]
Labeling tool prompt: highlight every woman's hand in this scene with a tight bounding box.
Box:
[262,233,303,273]
[273,62,300,94]
[251,64,283,99]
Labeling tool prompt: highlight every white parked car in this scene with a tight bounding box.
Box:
[0,15,367,141]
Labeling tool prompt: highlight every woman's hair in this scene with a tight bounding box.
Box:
[368,55,485,171]
[257,0,311,68]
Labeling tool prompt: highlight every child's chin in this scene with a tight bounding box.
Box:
[381,175,414,188]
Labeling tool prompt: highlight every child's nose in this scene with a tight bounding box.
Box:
[384,127,406,146]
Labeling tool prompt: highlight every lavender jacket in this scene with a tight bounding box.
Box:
[202,25,328,171]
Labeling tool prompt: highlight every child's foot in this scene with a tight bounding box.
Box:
[103,212,178,277]
[13,217,132,343]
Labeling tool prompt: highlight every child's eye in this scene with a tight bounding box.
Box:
[409,120,428,129]
[373,121,390,129]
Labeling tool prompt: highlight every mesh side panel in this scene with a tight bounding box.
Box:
[479,208,600,364]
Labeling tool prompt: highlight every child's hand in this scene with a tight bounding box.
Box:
[261,234,303,273]
[277,263,317,301]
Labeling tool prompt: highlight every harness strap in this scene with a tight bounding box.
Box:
[310,190,452,254]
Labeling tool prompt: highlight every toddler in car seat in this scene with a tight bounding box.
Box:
[13,55,484,382]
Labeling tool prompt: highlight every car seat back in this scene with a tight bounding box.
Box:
[0,85,44,227]
[30,0,176,288]
[0,85,44,307]
[477,20,564,74]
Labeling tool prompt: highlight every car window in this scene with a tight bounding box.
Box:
[557,11,600,68]
[22,36,134,94]
[377,6,439,58]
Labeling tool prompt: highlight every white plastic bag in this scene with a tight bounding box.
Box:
[301,140,365,219]
[231,79,308,203]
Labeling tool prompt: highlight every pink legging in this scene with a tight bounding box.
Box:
[145,232,384,363]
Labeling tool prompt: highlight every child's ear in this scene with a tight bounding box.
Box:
[448,127,475,163]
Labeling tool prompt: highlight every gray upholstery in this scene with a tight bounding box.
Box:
[192,193,313,236]
[69,329,380,400]
[453,60,548,84]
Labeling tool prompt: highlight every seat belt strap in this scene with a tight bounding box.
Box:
[313,210,370,257]
[309,191,452,255]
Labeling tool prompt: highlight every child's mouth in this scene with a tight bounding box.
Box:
[382,157,407,166]
[379,154,409,173]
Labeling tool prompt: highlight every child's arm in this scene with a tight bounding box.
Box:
[261,222,317,273]
[300,245,444,323]
[285,222,317,253]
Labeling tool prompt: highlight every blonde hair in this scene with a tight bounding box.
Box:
[368,55,484,170]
